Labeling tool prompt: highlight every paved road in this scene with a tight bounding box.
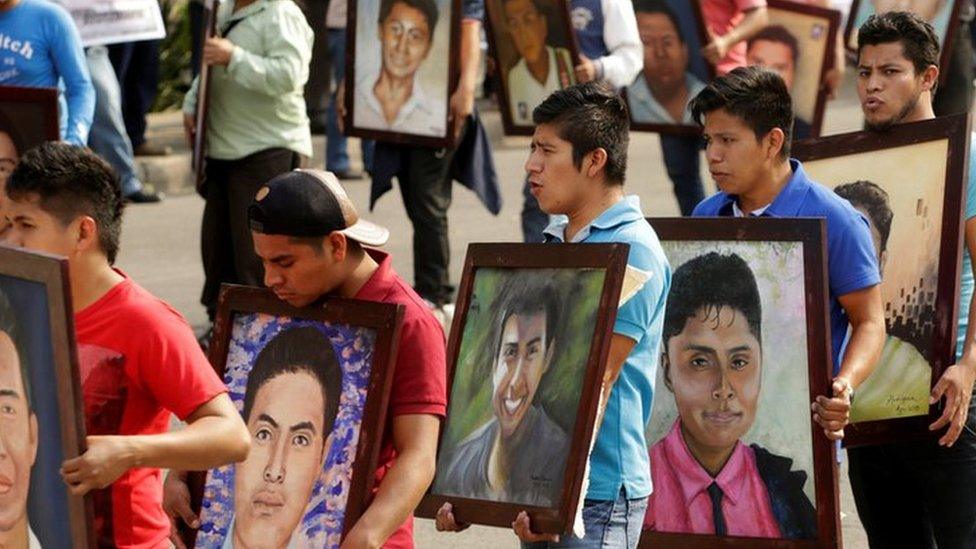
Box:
[119,76,872,547]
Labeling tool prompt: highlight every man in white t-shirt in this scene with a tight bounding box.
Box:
[504,0,576,125]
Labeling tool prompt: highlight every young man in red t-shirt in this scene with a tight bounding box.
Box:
[165,169,446,548]
[1,142,250,548]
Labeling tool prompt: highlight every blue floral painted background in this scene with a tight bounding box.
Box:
[195,313,376,548]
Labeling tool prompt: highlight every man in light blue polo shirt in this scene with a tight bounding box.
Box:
[520,81,669,547]
[690,66,886,442]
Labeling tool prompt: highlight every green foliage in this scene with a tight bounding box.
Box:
[441,268,607,450]
[152,0,193,112]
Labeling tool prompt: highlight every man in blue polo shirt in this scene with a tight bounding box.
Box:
[690,66,886,441]
[846,12,976,548]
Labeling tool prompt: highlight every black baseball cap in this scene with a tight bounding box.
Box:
[248,169,389,246]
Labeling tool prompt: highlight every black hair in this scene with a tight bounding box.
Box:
[378,0,439,37]
[6,142,124,264]
[663,252,762,349]
[0,285,31,411]
[242,326,343,438]
[532,81,630,185]
[690,65,794,159]
[857,11,939,79]
[634,0,685,44]
[748,24,799,63]
[502,0,548,17]
[834,181,893,252]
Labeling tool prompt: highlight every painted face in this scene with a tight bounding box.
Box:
[253,233,343,308]
[491,311,552,438]
[637,12,688,92]
[857,42,927,130]
[0,131,18,184]
[525,123,593,216]
[747,39,795,90]
[0,331,37,534]
[233,371,328,549]
[505,0,548,65]
[702,108,773,197]
[666,306,761,459]
[378,1,433,80]
[0,193,77,257]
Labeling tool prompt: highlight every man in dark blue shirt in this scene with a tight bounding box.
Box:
[690,66,886,441]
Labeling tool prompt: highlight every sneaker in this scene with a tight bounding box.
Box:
[134,142,173,156]
[333,169,363,181]
[124,189,163,203]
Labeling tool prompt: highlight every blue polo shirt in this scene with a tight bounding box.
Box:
[543,195,671,500]
[693,159,881,372]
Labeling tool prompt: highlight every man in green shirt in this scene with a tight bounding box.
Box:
[182,0,313,322]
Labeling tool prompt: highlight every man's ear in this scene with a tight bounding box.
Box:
[327,232,348,262]
[585,148,609,179]
[74,216,99,256]
[765,128,786,162]
[29,412,38,466]
[661,352,674,394]
[921,64,939,93]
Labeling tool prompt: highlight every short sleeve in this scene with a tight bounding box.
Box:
[389,312,447,417]
[827,208,881,298]
[614,237,669,343]
[461,0,484,21]
[136,308,226,421]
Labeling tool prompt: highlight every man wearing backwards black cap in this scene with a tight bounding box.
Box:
[166,169,447,549]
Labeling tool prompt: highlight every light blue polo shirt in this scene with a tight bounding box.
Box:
[957,138,976,359]
[693,159,881,372]
[543,195,671,500]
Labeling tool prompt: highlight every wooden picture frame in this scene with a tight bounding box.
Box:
[0,85,60,150]
[182,285,403,548]
[486,0,580,136]
[639,217,839,549]
[625,0,713,136]
[793,114,971,447]
[344,0,461,148]
[192,0,218,193]
[760,0,840,140]
[416,243,629,534]
[845,0,962,84]
[0,245,94,548]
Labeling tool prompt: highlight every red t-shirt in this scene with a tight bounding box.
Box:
[74,273,226,548]
[354,250,447,549]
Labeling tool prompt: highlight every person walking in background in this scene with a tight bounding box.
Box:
[86,45,163,203]
[520,0,642,242]
[326,0,374,179]
[0,0,94,146]
[108,39,172,157]
[182,0,313,323]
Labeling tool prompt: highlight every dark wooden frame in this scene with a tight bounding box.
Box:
[0,85,60,143]
[793,113,971,447]
[344,0,461,148]
[766,0,840,139]
[192,0,218,193]
[638,217,838,549]
[626,0,713,136]
[415,243,629,534]
[182,285,404,546]
[487,0,580,136]
[844,0,962,84]
[0,245,94,548]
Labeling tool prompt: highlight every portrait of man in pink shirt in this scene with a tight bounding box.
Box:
[644,251,816,540]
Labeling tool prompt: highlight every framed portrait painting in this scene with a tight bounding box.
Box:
[793,114,970,446]
[845,0,962,83]
[625,0,713,135]
[0,86,59,179]
[750,1,840,140]
[345,0,460,148]
[639,218,839,549]
[487,0,579,135]
[183,286,402,548]
[416,243,629,534]
[0,245,94,548]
